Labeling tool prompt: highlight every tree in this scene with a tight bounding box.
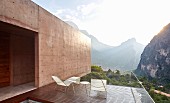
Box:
[106,69,114,78]
[115,70,120,74]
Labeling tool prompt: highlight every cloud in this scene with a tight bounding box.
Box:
[52,1,103,37]
[77,3,100,16]
[54,9,64,15]
[52,9,81,29]
[53,9,78,21]
[53,1,101,22]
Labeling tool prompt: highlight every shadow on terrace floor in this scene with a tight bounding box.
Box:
[2,82,146,103]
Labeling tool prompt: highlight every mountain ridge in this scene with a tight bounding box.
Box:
[65,21,145,71]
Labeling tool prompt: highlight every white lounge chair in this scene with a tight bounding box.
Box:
[52,76,75,93]
[67,76,80,84]
[90,79,107,98]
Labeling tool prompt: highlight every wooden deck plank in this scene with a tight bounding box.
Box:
[2,83,138,103]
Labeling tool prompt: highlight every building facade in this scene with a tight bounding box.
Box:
[0,0,91,88]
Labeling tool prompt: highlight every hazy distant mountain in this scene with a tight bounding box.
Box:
[93,38,145,71]
[65,21,145,71]
[80,30,113,51]
[65,21,79,30]
[135,23,170,85]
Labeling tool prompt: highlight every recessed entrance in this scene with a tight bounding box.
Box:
[0,21,37,88]
[0,33,10,87]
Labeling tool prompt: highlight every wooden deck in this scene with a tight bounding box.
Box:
[1,82,146,103]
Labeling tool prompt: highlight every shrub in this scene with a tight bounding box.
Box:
[91,65,103,72]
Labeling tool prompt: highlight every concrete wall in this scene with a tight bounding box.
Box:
[0,0,38,32]
[38,7,91,87]
[0,0,91,87]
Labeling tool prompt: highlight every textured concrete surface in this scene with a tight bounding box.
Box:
[37,6,91,87]
[0,0,91,87]
[0,0,38,32]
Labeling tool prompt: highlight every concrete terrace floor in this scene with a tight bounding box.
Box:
[1,83,154,103]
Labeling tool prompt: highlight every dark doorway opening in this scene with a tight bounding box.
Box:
[0,21,37,88]
[0,34,10,87]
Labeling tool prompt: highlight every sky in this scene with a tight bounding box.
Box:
[32,0,170,46]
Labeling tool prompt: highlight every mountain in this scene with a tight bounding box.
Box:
[80,30,113,69]
[65,21,79,30]
[135,23,170,85]
[93,38,145,71]
[81,30,145,71]
[65,21,145,71]
[80,30,113,51]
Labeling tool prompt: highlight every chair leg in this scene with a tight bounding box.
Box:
[85,84,88,96]
[89,90,91,97]
[55,85,67,93]
[105,91,107,99]
[72,84,75,94]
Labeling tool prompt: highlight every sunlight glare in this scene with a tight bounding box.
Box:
[84,0,170,46]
